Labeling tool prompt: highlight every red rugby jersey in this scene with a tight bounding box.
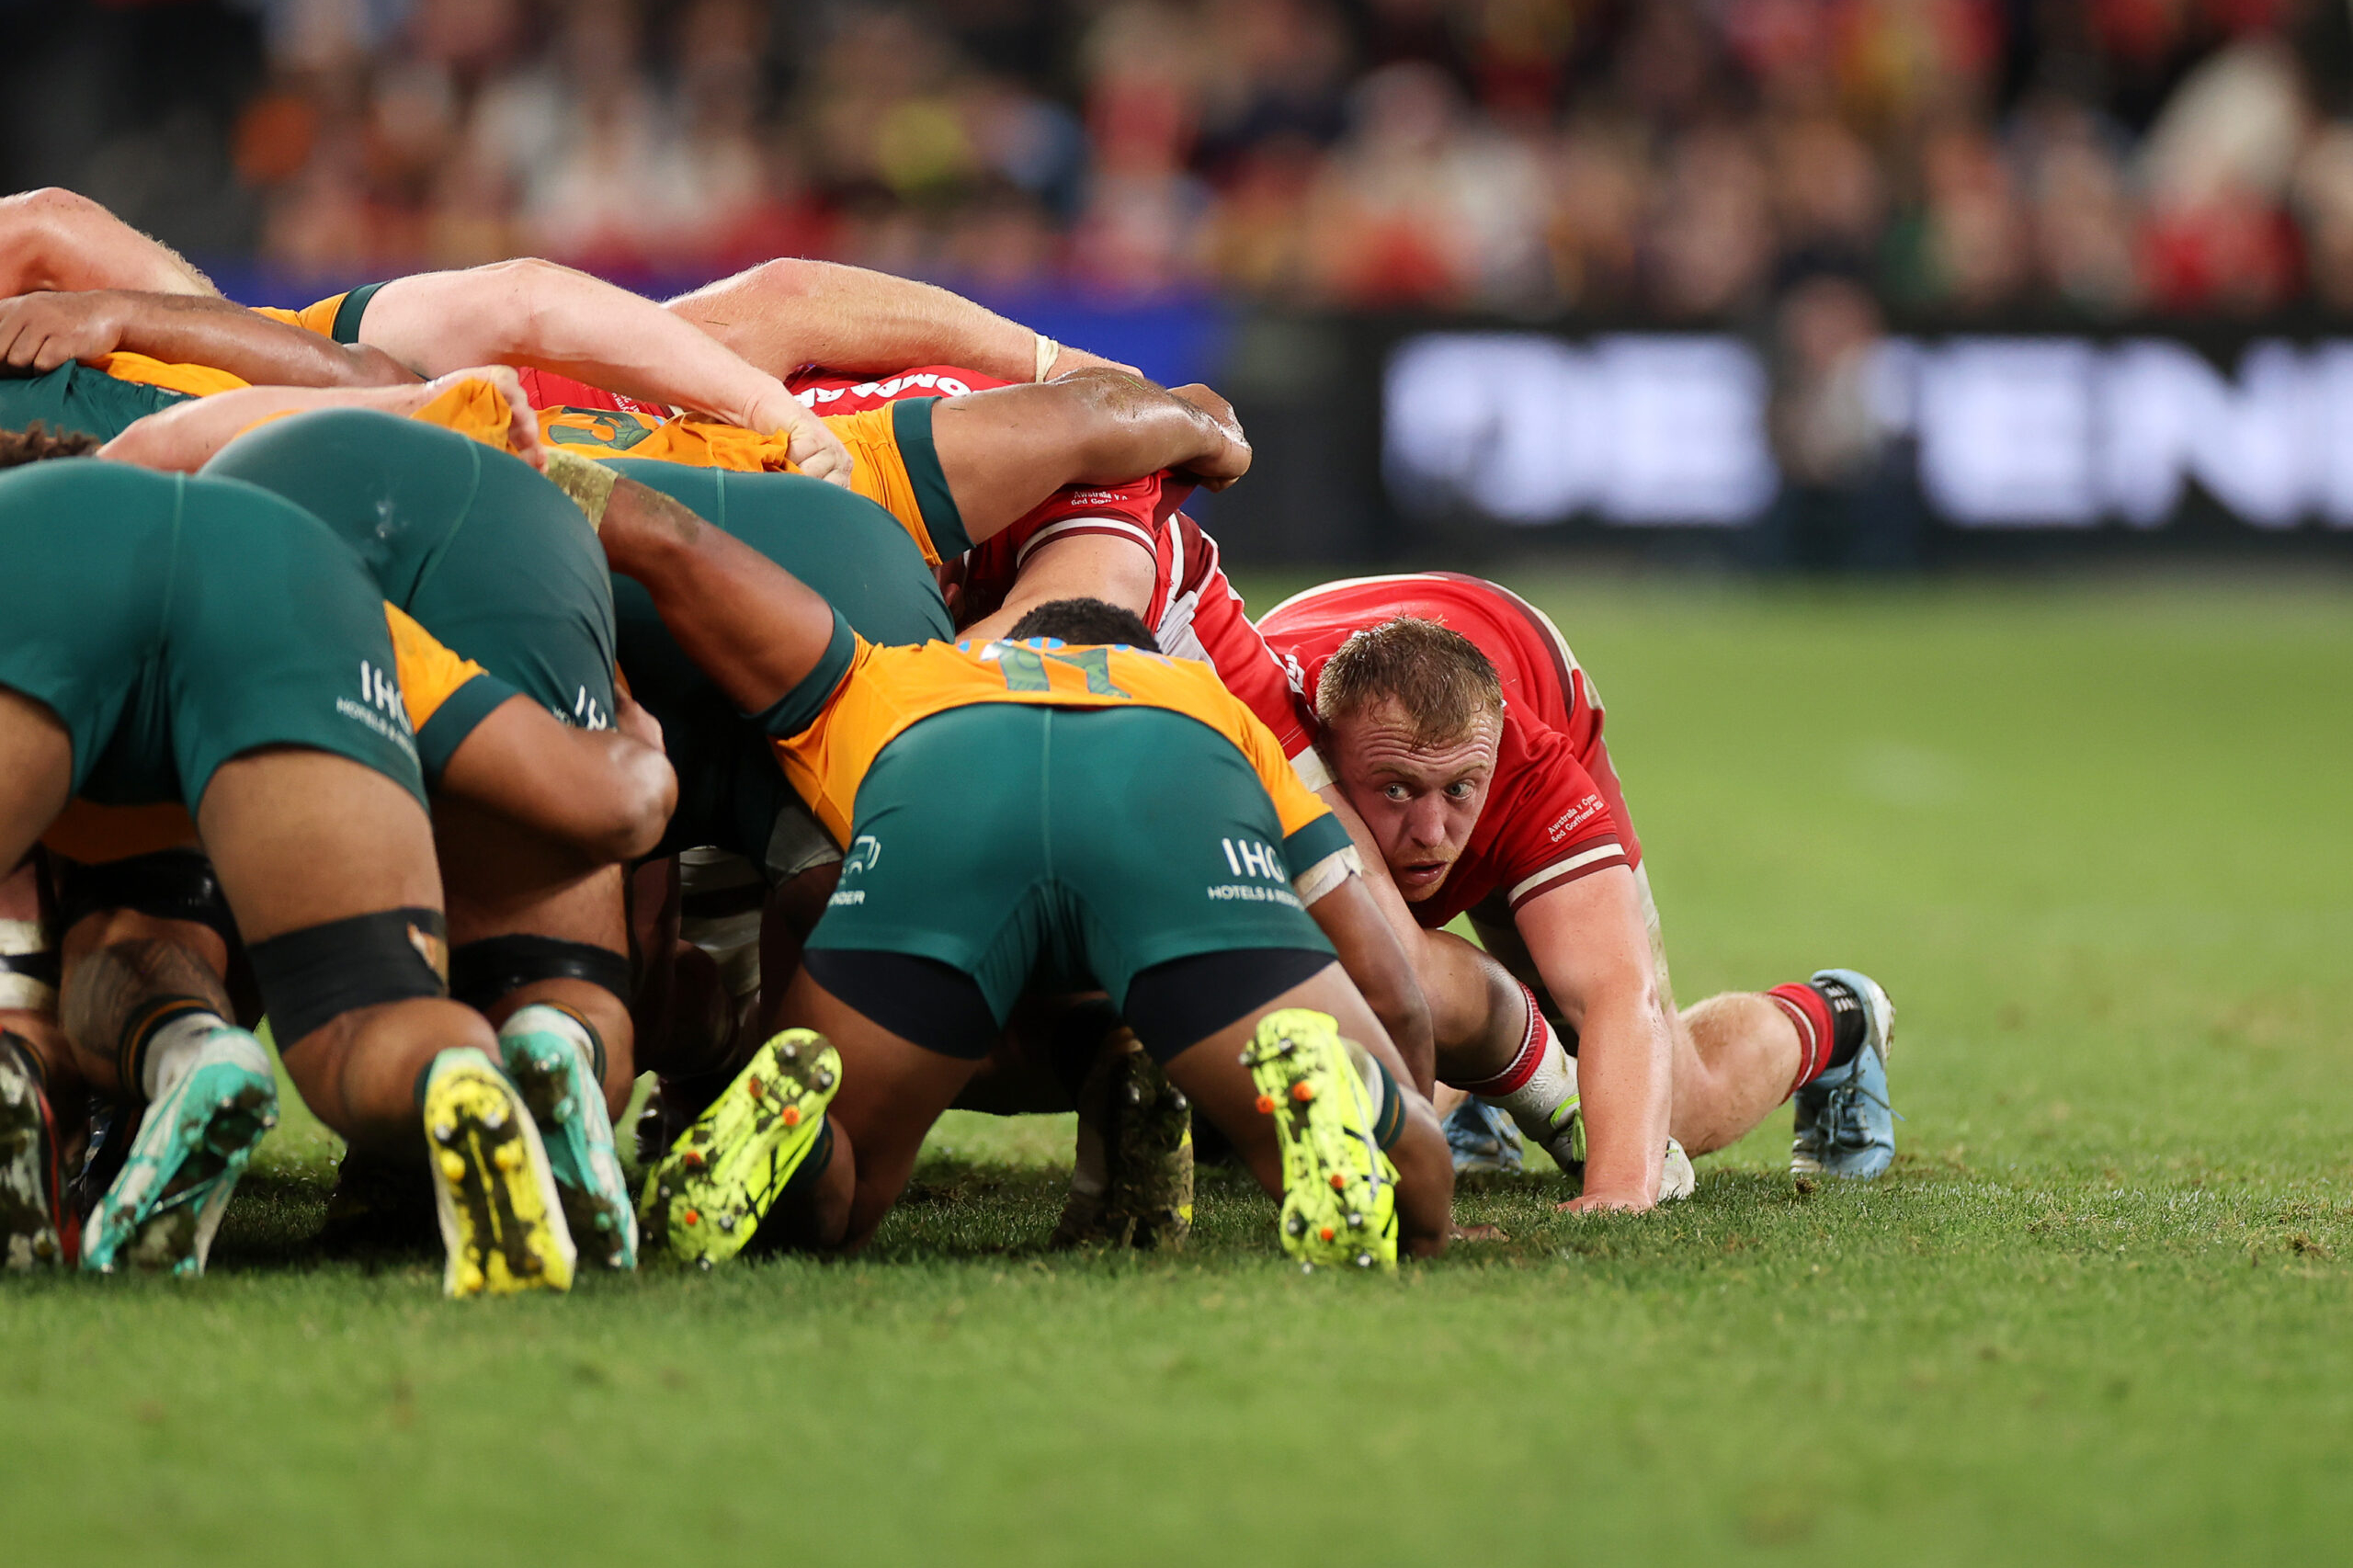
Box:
[1255,573,1641,928]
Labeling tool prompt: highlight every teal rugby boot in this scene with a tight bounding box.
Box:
[499,1006,637,1271]
[83,1027,277,1275]
[1790,970,1897,1180]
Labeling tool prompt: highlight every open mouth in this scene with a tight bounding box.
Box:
[1393,858,1449,894]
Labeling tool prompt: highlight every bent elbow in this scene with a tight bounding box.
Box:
[598,755,676,863]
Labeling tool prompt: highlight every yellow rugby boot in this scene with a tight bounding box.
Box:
[1242,1009,1398,1272]
[639,1029,839,1267]
[423,1048,576,1298]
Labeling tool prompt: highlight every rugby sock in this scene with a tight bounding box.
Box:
[134,1006,247,1103]
[1767,979,1868,1096]
[1455,983,1581,1155]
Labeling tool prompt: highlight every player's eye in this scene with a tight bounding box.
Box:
[1382,783,1411,801]
[1444,780,1475,800]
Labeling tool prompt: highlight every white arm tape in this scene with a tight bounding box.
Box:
[1290,747,1334,794]
[1292,844,1362,906]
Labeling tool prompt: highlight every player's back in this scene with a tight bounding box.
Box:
[778,634,1296,846]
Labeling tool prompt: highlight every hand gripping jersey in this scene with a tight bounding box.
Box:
[1256,573,1643,929]
[762,620,1351,888]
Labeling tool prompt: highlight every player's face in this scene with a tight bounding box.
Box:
[1326,699,1502,903]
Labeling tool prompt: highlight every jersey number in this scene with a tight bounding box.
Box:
[995,645,1127,698]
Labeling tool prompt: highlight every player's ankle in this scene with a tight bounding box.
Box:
[1767,978,1868,1096]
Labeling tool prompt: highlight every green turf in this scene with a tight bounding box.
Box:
[7,574,2352,1565]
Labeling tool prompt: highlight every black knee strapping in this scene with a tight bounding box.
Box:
[249,907,447,1051]
[448,935,633,1011]
[53,848,238,949]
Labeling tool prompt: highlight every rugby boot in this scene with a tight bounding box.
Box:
[1110,1051,1193,1250]
[424,1048,575,1298]
[1444,1098,1524,1175]
[83,1028,277,1277]
[1242,1009,1398,1272]
[1790,969,1898,1180]
[1516,1086,1694,1202]
[0,1033,75,1268]
[499,1006,636,1272]
[1660,1137,1697,1202]
[640,1029,839,1267]
[70,1101,131,1225]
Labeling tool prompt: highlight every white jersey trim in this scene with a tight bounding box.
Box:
[1506,841,1627,905]
[1015,515,1156,566]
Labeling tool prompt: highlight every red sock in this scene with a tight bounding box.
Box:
[1452,983,1551,1097]
[1767,982,1836,1098]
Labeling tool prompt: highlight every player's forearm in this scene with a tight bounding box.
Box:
[1307,876,1436,1094]
[99,383,435,471]
[597,478,839,714]
[0,188,218,297]
[668,258,1041,381]
[104,292,415,389]
[1571,984,1676,1208]
[1056,371,1244,487]
[365,259,802,433]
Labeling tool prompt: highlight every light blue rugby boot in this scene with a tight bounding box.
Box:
[1790,969,1897,1180]
[1444,1098,1524,1175]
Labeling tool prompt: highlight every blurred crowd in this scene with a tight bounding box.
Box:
[200,0,2353,314]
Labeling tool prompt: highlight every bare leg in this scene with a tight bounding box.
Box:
[0,690,73,876]
[0,856,77,1135]
[59,910,231,1096]
[1156,964,1452,1260]
[780,959,1452,1259]
[773,965,973,1252]
[1667,995,1802,1155]
[436,799,636,1115]
[194,750,494,1153]
[1474,873,1805,1157]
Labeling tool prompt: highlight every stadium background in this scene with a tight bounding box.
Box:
[9,0,2353,565]
[6,5,2353,1564]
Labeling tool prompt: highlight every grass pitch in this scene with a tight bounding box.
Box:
[6,574,2351,1565]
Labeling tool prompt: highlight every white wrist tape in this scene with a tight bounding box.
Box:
[1033,333,1060,382]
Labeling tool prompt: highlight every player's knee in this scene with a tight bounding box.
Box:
[253,907,452,1061]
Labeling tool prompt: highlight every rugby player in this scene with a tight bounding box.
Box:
[13,374,673,1278]
[576,467,1454,1267]
[0,437,640,1292]
[1255,575,1898,1210]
